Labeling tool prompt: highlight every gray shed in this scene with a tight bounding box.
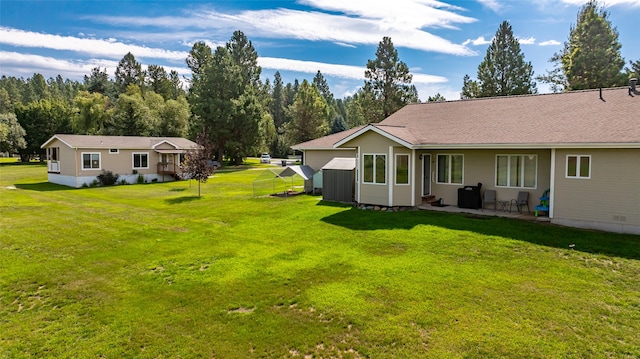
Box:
[321,157,356,203]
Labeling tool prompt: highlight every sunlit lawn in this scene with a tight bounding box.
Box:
[1,160,639,358]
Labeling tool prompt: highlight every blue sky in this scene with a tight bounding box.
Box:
[1,0,638,101]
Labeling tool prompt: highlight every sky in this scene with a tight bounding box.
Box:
[1,0,638,101]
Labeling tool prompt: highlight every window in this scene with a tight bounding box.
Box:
[395,154,409,185]
[566,155,590,179]
[496,155,537,188]
[437,154,463,184]
[133,153,149,169]
[82,153,100,170]
[363,154,386,184]
[109,148,119,154]
[48,147,59,161]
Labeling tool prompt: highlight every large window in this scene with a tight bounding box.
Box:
[395,154,409,185]
[133,153,149,169]
[566,155,590,179]
[496,155,537,188]
[437,154,463,184]
[82,153,100,170]
[363,154,386,184]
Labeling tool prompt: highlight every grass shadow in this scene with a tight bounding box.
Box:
[321,207,640,260]
[169,188,187,192]
[14,182,76,191]
[165,196,202,204]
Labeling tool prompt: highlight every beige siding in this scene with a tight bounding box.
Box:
[414,149,551,207]
[344,131,400,206]
[553,149,640,232]
[48,138,76,176]
[72,149,162,177]
[392,147,412,206]
[303,149,355,172]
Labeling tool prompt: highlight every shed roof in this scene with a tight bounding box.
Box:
[278,165,315,180]
[321,157,356,170]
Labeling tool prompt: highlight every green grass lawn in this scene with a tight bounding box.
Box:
[1,162,640,358]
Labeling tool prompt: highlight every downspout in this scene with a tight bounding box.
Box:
[388,146,393,207]
[356,147,360,204]
[549,148,556,219]
[411,149,416,207]
[75,148,78,188]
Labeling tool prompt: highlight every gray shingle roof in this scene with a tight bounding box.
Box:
[42,134,199,150]
[293,87,640,150]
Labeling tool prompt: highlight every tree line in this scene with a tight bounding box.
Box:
[1,0,637,163]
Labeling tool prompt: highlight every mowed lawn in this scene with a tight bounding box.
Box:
[1,161,640,358]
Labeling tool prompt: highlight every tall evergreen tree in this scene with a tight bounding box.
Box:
[364,36,414,121]
[227,30,261,87]
[287,80,328,144]
[476,21,536,97]
[115,52,145,94]
[270,71,286,129]
[146,65,174,100]
[543,1,625,91]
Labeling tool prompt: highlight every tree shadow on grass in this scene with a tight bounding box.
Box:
[320,206,640,260]
[165,196,201,204]
[15,182,76,191]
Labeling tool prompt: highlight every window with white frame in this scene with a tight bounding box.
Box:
[132,152,149,169]
[109,148,119,154]
[82,153,100,170]
[395,154,409,185]
[566,155,590,179]
[363,154,386,184]
[496,155,537,188]
[437,154,463,184]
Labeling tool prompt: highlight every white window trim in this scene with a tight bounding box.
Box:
[362,153,386,185]
[132,152,150,170]
[395,154,410,186]
[109,148,119,154]
[566,155,591,179]
[436,154,464,185]
[495,154,538,189]
[81,152,101,170]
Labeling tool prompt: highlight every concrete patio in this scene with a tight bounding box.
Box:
[416,202,551,222]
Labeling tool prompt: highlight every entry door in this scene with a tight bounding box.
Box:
[422,154,431,196]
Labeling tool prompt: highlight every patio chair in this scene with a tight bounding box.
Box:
[510,191,530,213]
[482,189,496,211]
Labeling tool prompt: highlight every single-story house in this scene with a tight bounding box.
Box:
[292,87,640,234]
[41,134,199,187]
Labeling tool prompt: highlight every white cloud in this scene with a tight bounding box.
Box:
[0,51,117,78]
[0,51,191,80]
[517,37,536,45]
[477,0,503,12]
[462,36,493,46]
[89,2,478,56]
[539,40,561,46]
[259,57,447,84]
[0,27,186,61]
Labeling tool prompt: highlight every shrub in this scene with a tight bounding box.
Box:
[97,170,120,186]
[118,178,128,185]
[137,174,145,184]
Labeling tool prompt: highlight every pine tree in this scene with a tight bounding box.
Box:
[476,21,536,97]
[287,80,328,144]
[115,52,145,94]
[544,0,625,91]
[365,37,414,120]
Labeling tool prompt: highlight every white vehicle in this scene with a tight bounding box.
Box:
[260,153,271,164]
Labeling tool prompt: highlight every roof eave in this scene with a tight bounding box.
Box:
[413,142,640,150]
[334,124,414,149]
